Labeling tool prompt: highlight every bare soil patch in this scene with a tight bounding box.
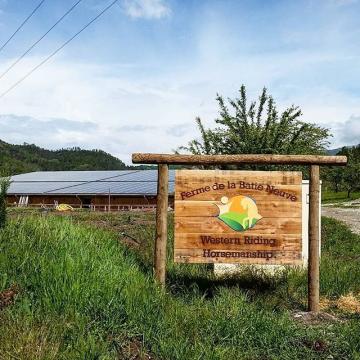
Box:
[292,311,341,325]
[0,284,19,310]
[322,207,360,234]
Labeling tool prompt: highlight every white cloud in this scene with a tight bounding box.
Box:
[0,57,199,163]
[0,0,6,15]
[117,124,156,131]
[329,0,358,6]
[0,43,359,164]
[0,114,98,149]
[331,116,360,145]
[122,0,170,19]
[166,123,194,137]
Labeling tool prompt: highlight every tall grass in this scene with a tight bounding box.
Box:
[0,215,359,359]
[0,177,9,229]
[320,217,360,297]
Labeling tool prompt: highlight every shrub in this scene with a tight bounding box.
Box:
[0,176,10,229]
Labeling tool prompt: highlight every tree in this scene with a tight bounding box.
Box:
[337,145,360,198]
[326,167,343,193]
[0,176,10,229]
[181,85,331,158]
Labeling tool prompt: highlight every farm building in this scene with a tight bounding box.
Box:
[7,170,175,211]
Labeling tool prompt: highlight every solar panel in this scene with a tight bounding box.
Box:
[9,170,137,182]
[8,170,175,195]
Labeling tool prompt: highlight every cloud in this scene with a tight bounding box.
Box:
[0,114,98,148]
[0,0,6,15]
[329,0,358,6]
[0,57,202,163]
[334,115,360,145]
[0,52,359,163]
[117,124,156,132]
[2,0,360,164]
[122,0,170,19]
[166,123,194,137]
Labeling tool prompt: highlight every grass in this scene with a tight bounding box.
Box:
[0,212,360,359]
[322,190,360,204]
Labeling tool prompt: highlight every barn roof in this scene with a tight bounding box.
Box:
[8,170,175,196]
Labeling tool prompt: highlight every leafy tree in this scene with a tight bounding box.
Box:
[0,140,154,175]
[337,145,360,198]
[0,140,127,174]
[0,176,10,229]
[181,85,331,158]
[326,167,343,193]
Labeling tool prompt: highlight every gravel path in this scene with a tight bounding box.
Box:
[322,207,360,234]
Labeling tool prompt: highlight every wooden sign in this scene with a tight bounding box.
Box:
[133,153,347,312]
[174,170,302,265]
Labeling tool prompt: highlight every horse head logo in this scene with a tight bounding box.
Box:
[215,195,262,231]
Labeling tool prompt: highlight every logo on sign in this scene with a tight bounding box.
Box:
[215,195,262,231]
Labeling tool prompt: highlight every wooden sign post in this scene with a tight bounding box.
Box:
[132,153,347,313]
[155,164,169,285]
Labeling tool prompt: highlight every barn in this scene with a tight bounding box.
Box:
[7,170,175,211]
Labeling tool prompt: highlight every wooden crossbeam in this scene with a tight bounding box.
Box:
[132,153,347,166]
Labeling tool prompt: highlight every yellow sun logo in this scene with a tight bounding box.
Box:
[215,195,262,231]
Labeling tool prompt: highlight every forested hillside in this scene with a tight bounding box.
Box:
[0,140,128,174]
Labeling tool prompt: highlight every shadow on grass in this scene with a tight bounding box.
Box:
[166,266,305,309]
[122,238,307,311]
[167,273,279,298]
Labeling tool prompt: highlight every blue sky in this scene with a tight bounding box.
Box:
[0,0,359,163]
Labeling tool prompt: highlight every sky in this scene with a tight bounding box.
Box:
[0,0,359,163]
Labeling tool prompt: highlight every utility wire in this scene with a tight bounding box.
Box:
[0,0,46,54]
[0,0,120,99]
[0,0,83,81]
[43,169,142,194]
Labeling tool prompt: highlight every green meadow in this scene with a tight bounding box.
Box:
[322,190,360,204]
[0,212,359,359]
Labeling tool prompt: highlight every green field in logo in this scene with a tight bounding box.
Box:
[216,195,262,231]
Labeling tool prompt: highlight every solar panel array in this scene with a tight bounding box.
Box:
[8,170,176,195]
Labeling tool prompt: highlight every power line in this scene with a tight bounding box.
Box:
[0,0,83,81]
[43,170,142,194]
[0,0,46,54]
[0,0,120,99]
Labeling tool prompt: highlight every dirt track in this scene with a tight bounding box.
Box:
[322,207,360,234]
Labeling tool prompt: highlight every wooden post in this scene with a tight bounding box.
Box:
[308,165,320,312]
[108,188,111,213]
[155,164,169,287]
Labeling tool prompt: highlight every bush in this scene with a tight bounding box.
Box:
[0,177,10,229]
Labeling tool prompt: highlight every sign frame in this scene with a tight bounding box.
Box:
[132,153,347,313]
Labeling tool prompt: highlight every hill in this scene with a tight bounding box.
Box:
[0,140,128,175]
[327,144,359,155]
[2,140,357,176]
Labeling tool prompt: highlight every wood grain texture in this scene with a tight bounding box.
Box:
[175,233,301,251]
[175,186,301,201]
[308,165,320,312]
[175,217,302,234]
[176,170,303,184]
[174,170,302,265]
[132,153,347,166]
[154,164,169,287]
[175,200,302,218]
[174,248,303,265]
